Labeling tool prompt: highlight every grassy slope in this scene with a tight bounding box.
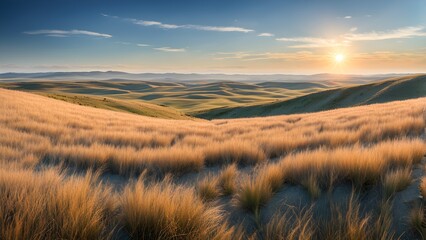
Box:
[39,93,194,120]
[0,80,332,114]
[196,74,426,119]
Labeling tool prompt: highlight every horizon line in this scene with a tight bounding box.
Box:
[1,70,425,76]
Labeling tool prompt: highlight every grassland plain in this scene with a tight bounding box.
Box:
[1,88,426,239]
[0,78,332,114]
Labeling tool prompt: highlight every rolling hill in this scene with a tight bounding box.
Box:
[0,79,333,114]
[196,74,426,119]
[28,92,194,120]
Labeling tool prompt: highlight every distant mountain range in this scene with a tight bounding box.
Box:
[0,71,414,84]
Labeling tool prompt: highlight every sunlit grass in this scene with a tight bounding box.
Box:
[0,89,425,239]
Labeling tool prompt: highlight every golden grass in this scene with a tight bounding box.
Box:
[264,208,315,240]
[121,177,234,239]
[0,168,114,240]
[409,203,426,239]
[321,195,394,240]
[235,139,425,207]
[204,140,267,165]
[263,194,395,240]
[382,168,412,198]
[197,174,221,201]
[420,177,426,199]
[281,139,425,189]
[237,177,272,214]
[1,89,425,239]
[218,164,238,195]
[1,89,424,176]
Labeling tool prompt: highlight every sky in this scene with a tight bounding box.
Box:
[1,0,426,74]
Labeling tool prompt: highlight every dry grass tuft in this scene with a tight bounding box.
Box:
[204,141,267,166]
[301,173,321,200]
[121,178,234,239]
[236,164,285,213]
[0,168,115,240]
[237,177,272,214]
[264,208,314,240]
[382,168,412,198]
[321,194,395,240]
[282,139,425,189]
[197,175,221,201]
[218,164,238,195]
[420,177,426,199]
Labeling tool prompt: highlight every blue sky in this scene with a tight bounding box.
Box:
[1,0,426,74]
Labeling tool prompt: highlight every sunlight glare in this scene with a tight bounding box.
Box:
[335,54,345,63]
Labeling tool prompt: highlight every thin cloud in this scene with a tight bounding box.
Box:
[344,26,426,41]
[137,43,150,47]
[154,47,185,52]
[102,14,253,33]
[258,33,274,37]
[276,26,426,48]
[344,16,352,19]
[133,19,253,32]
[24,29,112,38]
[350,27,358,32]
[135,20,180,29]
[276,37,350,48]
[214,51,320,61]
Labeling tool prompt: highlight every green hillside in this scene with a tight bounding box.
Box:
[196,74,426,119]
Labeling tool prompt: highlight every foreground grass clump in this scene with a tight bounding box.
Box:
[382,168,412,198]
[121,178,235,239]
[47,144,205,176]
[237,164,284,213]
[218,164,238,195]
[237,179,272,214]
[264,208,314,240]
[197,164,239,201]
[0,168,114,240]
[263,194,395,240]
[420,177,426,199]
[410,203,426,239]
[204,140,267,165]
[282,139,425,189]
[197,175,221,201]
[321,196,394,240]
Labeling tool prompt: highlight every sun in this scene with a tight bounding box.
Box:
[334,54,345,63]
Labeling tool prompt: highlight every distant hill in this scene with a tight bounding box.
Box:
[0,79,333,113]
[195,74,426,119]
[0,71,410,83]
[40,93,194,120]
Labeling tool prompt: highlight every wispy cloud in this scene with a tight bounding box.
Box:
[134,20,180,29]
[137,43,150,47]
[344,16,352,19]
[154,47,185,52]
[24,29,112,38]
[133,19,253,32]
[258,33,274,37]
[276,37,350,48]
[276,26,426,48]
[213,51,318,61]
[350,27,358,32]
[344,26,426,41]
[102,14,253,33]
